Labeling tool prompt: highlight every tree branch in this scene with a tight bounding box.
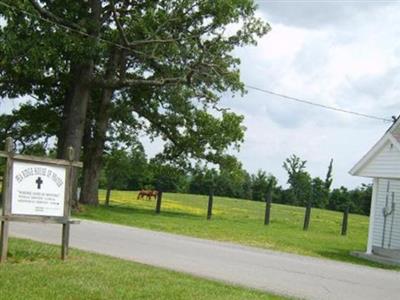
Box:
[110,0,185,48]
[28,0,82,31]
[136,111,184,159]
[130,38,186,46]
[110,0,130,46]
[93,76,187,89]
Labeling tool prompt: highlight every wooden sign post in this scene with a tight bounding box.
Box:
[0,137,82,263]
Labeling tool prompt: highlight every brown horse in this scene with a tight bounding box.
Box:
[137,189,158,200]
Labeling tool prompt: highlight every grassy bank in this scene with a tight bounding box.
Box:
[1,238,285,300]
[73,190,396,268]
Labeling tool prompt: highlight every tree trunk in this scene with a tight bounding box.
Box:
[56,1,102,208]
[80,146,103,206]
[79,87,113,205]
[57,62,93,160]
[57,62,94,208]
[80,49,123,205]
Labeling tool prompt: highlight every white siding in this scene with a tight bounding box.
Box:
[372,179,400,249]
[359,140,400,178]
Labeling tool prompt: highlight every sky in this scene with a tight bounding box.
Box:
[1,1,400,189]
[143,1,400,188]
[223,0,400,188]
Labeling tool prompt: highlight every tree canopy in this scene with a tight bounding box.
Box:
[0,0,269,205]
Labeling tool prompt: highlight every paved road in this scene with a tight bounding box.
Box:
[9,220,400,300]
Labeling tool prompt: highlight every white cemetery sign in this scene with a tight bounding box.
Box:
[0,138,82,263]
[12,161,66,217]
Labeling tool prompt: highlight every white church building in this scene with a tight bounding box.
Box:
[350,117,400,264]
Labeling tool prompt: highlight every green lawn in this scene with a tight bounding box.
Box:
[74,190,397,269]
[1,238,285,300]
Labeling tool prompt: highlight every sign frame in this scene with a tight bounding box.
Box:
[0,137,82,263]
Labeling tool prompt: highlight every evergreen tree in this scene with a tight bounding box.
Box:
[324,158,333,190]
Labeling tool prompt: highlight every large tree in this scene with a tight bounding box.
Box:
[0,1,269,206]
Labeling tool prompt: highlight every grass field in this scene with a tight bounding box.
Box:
[1,238,285,300]
[74,190,397,269]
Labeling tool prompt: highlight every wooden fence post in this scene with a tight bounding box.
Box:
[264,188,272,225]
[105,188,111,206]
[0,137,13,263]
[303,187,313,231]
[207,187,214,220]
[155,191,162,214]
[341,206,349,236]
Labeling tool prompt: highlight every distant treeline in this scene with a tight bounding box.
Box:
[98,146,372,216]
[0,143,371,215]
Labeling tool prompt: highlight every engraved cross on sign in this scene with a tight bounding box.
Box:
[36,177,43,189]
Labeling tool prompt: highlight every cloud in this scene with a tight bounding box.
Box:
[216,2,400,188]
[231,107,388,188]
[338,66,400,117]
[257,1,393,28]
